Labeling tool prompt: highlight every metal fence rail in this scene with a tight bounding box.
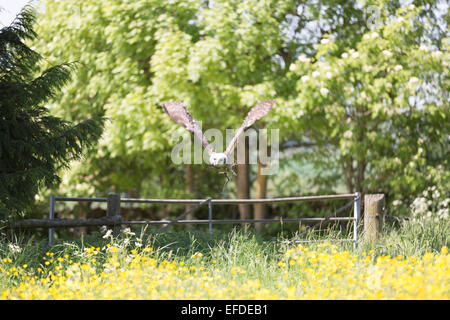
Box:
[121,217,355,225]
[52,193,358,204]
[44,192,361,247]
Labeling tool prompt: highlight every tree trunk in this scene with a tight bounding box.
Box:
[185,164,195,224]
[356,160,365,193]
[254,128,269,233]
[341,159,354,193]
[235,138,251,229]
[355,115,366,193]
[254,159,268,232]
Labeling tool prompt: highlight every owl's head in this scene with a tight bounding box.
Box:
[209,152,228,167]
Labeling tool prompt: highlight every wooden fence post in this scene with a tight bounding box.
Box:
[364,194,385,242]
[49,195,55,246]
[107,193,121,236]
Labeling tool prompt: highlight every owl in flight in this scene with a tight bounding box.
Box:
[161,100,276,176]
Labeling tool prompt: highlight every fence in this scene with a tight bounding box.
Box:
[6,192,393,248]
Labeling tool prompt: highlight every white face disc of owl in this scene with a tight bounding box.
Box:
[209,152,228,167]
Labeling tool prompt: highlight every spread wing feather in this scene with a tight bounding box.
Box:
[225,100,276,156]
[161,101,214,156]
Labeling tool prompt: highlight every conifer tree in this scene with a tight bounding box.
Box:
[0,6,103,220]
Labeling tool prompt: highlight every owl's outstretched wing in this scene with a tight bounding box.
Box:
[224,100,276,156]
[161,101,214,156]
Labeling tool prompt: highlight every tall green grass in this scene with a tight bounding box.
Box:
[1,211,448,276]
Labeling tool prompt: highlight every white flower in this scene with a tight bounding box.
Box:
[312,71,320,78]
[295,110,304,118]
[289,63,296,71]
[326,71,333,79]
[386,82,392,88]
[351,51,359,58]
[363,65,373,72]
[122,227,135,236]
[432,50,442,58]
[298,55,310,63]
[419,45,428,51]
[301,75,310,82]
[320,87,329,96]
[343,130,353,139]
[371,32,379,39]
[409,77,419,84]
[432,191,440,199]
[341,52,349,59]
[394,65,403,71]
[382,50,392,57]
[103,229,113,239]
[346,86,354,93]
[8,243,22,253]
[321,38,330,44]
[392,200,402,206]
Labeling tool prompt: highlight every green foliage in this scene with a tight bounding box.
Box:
[34,0,207,199]
[34,0,374,198]
[286,1,449,206]
[33,0,449,220]
[359,186,450,256]
[0,6,103,220]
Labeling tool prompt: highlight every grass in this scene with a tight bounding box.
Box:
[0,215,448,299]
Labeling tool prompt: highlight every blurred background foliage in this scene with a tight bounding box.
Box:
[1,0,448,237]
